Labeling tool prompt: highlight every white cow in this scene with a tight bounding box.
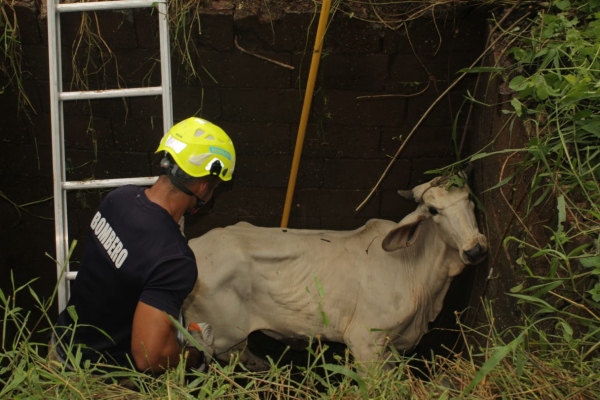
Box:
[183,174,487,370]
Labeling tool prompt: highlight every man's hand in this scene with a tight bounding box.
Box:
[186,322,214,370]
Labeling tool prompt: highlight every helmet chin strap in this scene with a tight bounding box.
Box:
[166,173,206,212]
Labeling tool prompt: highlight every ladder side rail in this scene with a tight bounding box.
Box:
[158,0,173,134]
[47,0,71,312]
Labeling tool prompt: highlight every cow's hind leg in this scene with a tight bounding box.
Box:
[239,346,271,371]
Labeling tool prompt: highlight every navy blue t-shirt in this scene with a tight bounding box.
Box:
[56,185,198,367]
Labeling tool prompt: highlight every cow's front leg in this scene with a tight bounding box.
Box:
[344,328,391,376]
[239,345,271,371]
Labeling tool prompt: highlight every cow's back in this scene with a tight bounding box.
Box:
[186,219,397,302]
[190,219,396,272]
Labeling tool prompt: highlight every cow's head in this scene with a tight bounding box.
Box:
[381,173,488,265]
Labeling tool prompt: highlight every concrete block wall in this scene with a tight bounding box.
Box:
[0,1,487,316]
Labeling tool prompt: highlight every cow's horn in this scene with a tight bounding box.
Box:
[461,163,473,178]
[397,190,416,202]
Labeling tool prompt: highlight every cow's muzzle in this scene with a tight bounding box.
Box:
[461,235,488,265]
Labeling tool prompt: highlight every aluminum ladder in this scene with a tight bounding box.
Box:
[47,0,173,312]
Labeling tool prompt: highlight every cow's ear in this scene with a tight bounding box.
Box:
[382,212,426,252]
[461,163,473,178]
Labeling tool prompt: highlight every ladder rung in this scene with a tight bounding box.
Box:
[60,87,163,101]
[63,177,159,190]
[56,0,161,13]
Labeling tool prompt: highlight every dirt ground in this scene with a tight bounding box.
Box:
[206,0,464,24]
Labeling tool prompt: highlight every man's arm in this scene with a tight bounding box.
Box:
[131,301,202,373]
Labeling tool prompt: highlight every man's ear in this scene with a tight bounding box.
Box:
[196,179,210,192]
[382,211,427,252]
[192,178,218,195]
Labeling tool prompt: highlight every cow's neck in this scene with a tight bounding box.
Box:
[392,219,464,346]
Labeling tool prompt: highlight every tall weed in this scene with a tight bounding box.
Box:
[447,0,600,373]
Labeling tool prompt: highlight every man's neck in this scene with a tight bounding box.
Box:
[145,176,190,223]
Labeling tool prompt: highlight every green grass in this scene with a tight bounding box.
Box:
[2,274,599,399]
[0,0,35,117]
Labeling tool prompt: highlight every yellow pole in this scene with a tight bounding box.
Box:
[281,0,332,228]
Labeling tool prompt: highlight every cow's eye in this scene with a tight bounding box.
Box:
[428,206,438,215]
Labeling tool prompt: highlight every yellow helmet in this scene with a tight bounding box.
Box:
[156,117,236,181]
